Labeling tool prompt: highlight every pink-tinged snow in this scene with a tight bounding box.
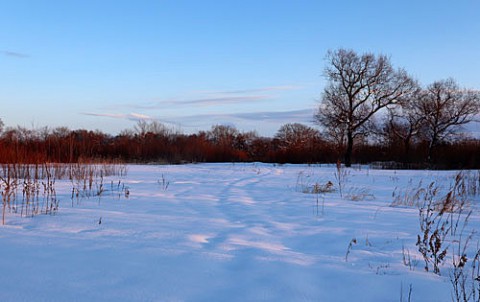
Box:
[0,163,478,301]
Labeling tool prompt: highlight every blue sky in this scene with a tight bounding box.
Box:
[1,0,479,136]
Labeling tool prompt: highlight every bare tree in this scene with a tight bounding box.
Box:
[417,78,480,162]
[207,124,239,147]
[314,49,417,166]
[275,123,320,149]
[134,120,171,137]
[52,126,71,138]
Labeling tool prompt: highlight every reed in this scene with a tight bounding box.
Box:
[0,162,127,225]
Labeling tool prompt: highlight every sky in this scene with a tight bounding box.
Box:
[1,0,479,137]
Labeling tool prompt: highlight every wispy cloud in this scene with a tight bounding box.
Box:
[82,112,154,121]
[81,108,316,136]
[166,109,314,127]
[173,95,269,106]
[217,85,303,95]
[82,109,313,126]
[1,50,29,58]
[83,84,312,134]
[231,109,313,121]
[121,95,269,111]
[123,85,305,110]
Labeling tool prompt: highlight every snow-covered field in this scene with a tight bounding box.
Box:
[1,163,480,301]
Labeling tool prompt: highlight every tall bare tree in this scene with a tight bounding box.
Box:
[314,49,417,166]
[417,78,480,162]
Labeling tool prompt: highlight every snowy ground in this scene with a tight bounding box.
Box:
[1,163,480,301]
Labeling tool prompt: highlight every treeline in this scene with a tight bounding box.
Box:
[0,121,479,168]
[3,49,479,169]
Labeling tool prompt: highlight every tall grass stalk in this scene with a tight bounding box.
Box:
[334,160,348,198]
[0,162,127,225]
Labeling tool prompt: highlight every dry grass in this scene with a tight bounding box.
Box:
[344,187,374,201]
[0,162,127,225]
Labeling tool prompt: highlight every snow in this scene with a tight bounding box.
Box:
[1,163,479,301]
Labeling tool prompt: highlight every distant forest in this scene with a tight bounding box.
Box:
[0,120,479,169]
[2,49,480,169]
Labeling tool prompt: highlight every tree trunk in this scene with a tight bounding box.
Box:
[403,136,411,164]
[427,135,437,164]
[344,132,353,167]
